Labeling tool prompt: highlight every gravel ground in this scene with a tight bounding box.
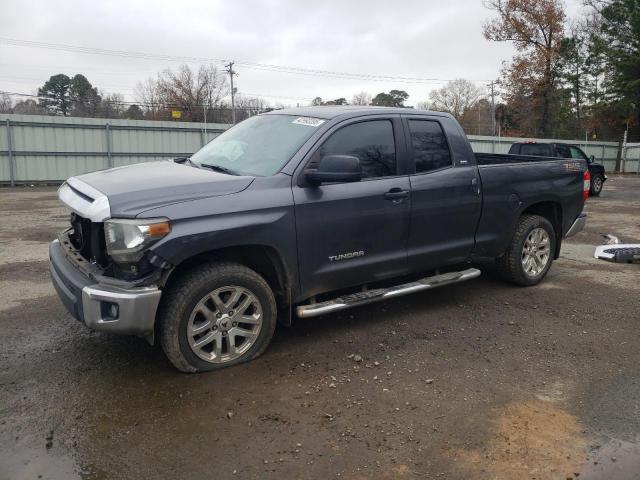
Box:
[1,177,639,480]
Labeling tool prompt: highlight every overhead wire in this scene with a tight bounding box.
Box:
[0,37,490,85]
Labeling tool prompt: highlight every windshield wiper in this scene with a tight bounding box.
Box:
[200,163,239,176]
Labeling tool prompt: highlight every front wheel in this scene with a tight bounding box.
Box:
[590,174,604,196]
[158,261,277,372]
[496,214,556,286]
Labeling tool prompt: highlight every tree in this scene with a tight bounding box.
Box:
[371,90,409,107]
[484,0,566,136]
[554,10,616,139]
[460,98,495,135]
[69,74,101,116]
[98,93,126,118]
[597,0,640,136]
[235,95,269,120]
[351,91,372,105]
[124,104,144,120]
[136,64,229,121]
[37,73,104,117]
[0,93,12,113]
[134,78,164,119]
[557,34,587,124]
[323,98,348,105]
[427,79,485,122]
[309,96,348,106]
[12,99,42,115]
[38,74,71,115]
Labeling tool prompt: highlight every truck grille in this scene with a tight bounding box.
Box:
[68,213,106,265]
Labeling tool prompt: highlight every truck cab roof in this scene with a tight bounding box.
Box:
[264,106,454,121]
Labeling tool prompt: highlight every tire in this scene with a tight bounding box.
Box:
[158,261,277,373]
[590,174,604,196]
[496,214,556,286]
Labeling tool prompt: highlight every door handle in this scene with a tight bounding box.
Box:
[384,188,409,202]
[471,177,480,196]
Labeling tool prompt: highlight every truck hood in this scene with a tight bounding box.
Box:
[70,160,255,218]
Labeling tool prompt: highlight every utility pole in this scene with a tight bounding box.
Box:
[203,97,207,137]
[488,80,496,136]
[225,61,237,124]
[203,82,211,139]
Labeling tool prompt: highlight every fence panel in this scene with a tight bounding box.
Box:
[625,144,640,173]
[1,113,637,183]
[1,119,12,182]
[0,114,228,183]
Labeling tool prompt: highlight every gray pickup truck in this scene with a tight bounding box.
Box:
[49,106,589,372]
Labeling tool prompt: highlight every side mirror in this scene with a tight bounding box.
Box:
[589,155,595,164]
[305,155,362,185]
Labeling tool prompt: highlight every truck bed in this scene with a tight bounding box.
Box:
[472,152,587,260]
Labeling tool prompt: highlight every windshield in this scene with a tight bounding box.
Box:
[190,114,325,176]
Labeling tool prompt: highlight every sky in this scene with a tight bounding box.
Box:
[0,0,587,108]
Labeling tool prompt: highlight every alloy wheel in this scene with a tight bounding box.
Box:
[593,176,603,193]
[187,286,263,363]
[521,228,551,277]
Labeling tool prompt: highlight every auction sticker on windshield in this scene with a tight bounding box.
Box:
[292,117,325,127]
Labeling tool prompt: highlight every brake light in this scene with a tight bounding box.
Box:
[583,170,591,201]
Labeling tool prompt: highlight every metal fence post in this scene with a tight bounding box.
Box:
[200,128,205,147]
[105,123,113,169]
[5,119,15,186]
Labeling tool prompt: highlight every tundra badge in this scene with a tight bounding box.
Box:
[328,251,365,262]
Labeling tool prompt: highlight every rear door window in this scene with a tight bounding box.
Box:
[555,144,571,158]
[407,120,452,173]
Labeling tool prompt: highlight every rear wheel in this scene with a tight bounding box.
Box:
[158,261,277,372]
[496,214,556,286]
[590,174,604,196]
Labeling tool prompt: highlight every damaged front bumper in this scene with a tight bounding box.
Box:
[49,239,162,337]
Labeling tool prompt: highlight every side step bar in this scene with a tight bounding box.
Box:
[296,268,481,318]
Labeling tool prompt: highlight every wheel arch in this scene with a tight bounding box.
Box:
[521,201,563,258]
[161,244,293,325]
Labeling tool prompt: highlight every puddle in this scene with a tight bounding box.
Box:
[0,446,81,480]
[455,399,588,479]
[0,444,108,480]
[581,438,640,480]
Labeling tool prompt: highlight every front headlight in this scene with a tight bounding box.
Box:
[104,218,171,263]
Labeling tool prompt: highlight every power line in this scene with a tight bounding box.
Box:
[0,37,490,85]
[0,71,315,101]
[0,88,311,107]
[0,90,273,110]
